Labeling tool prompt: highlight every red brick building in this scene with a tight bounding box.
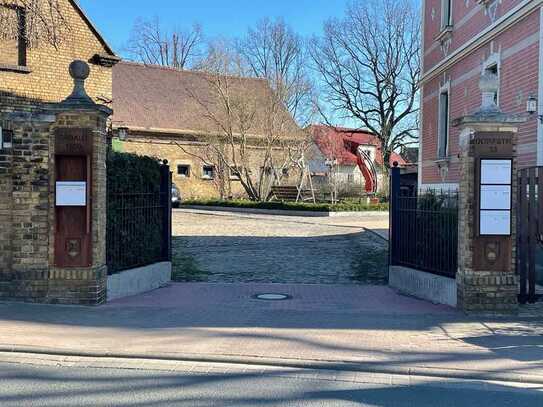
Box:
[420,0,542,189]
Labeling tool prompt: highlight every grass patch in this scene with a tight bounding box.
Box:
[180,199,388,212]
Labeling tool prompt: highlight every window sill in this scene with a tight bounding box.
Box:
[0,64,31,74]
[435,25,453,43]
[202,177,215,181]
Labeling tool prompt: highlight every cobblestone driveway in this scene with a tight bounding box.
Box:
[172,209,389,285]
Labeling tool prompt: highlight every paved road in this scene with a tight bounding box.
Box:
[172,209,389,284]
[1,283,542,384]
[0,358,540,407]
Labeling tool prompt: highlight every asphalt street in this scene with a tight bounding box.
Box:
[0,359,540,407]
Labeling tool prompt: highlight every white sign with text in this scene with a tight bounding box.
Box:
[480,159,512,185]
[56,181,87,206]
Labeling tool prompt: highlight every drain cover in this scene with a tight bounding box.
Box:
[254,293,290,301]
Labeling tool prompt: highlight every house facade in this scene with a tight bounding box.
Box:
[0,0,118,113]
[308,125,406,197]
[112,61,303,201]
[419,0,542,190]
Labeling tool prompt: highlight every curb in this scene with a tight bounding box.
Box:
[1,346,542,386]
[177,205,389,218]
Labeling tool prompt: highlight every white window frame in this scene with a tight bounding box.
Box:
[441,0,453,29]
[483,53,501,107]
[176,164,191,178]
[202,164,215,180]
[437,82,451,160]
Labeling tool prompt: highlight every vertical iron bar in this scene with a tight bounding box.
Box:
[519,169,528,304]
[529,167,537,302]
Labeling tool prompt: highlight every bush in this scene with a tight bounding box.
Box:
[107,152,165,273]
[181,198,388,212]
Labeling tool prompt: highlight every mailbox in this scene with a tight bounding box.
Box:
[472,132,514,272]
[54,128,93,267]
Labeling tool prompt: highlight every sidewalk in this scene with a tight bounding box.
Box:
[0,283,542,384]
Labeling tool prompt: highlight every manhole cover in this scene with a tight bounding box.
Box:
[254,293,290,301]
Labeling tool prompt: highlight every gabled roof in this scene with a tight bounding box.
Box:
[70,0,116,55]
[309,124,407,166]
[112,61,301,137]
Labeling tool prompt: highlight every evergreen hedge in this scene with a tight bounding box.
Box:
[106,152,165,273]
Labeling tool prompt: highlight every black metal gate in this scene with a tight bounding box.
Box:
[517,167,542,304]
[389,166,459,278]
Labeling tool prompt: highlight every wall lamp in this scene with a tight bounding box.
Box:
[526,96,543,124]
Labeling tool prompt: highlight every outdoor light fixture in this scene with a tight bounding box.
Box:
[117,126,128,140]
[526,96,543,123]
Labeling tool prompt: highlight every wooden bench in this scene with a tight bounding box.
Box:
[270,186,311,202]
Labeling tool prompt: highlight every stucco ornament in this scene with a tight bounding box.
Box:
[479,70,500,113]
[458,128,474,152]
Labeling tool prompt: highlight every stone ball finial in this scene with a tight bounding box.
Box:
[69,60,90,81]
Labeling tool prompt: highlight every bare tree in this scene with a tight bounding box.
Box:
[126,17,204,69]
[177,48,308,201]
[0,0,69,48]
[236,18,315,126]
[310,0,420,174]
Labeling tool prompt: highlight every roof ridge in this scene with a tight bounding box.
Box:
[118,60,269,83]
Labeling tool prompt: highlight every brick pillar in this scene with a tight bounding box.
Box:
[455,125,521,313]
[0,61,111,305]
[453,71,526,314]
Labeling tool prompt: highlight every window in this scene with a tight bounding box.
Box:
[441,0,452,29]
[230,166,242,180]
[485,63,499,105]
[0,127,13,149]
[202,165,215,179]
[0,5,27,67]
[282,168,289,177]
[347,174,354,183]
[177,165,191,178]
[438,90,450,159]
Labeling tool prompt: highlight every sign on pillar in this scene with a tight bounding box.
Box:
[472,133,514,272]
[54,127,93,268]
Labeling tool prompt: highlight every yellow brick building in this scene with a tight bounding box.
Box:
[0,0,118,112]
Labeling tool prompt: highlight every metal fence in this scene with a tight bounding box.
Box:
[106,163,172,274]
[389,167,459,278]
[517,167,542,304]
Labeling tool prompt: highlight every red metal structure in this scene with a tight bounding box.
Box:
[344,140,378,194]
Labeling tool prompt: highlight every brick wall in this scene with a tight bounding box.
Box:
[120,133,301,200]
[420,8,540,186]
[0,107,109,305]
[0,0,113,110]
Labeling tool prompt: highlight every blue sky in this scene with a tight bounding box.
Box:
[78,0,350,56]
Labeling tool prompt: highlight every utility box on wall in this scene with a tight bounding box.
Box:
[54,128,93,268]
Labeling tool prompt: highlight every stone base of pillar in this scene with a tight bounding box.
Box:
[457,269,519,313]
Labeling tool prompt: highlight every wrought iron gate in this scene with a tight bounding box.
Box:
[517,167,542,304]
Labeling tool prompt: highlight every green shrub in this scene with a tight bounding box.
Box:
[107,152,165,273]
[180,198,388,212]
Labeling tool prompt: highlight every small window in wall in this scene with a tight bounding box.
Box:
[282,168,289,177]
[230,166,242,180]
[177,165,191,178]
[0,127,13,149]
[202,165,215,179]
[438,90,450,159]
[441,0,452,29]
[485,63,499,105]
[347,174,354,183]
[0,5,27,67]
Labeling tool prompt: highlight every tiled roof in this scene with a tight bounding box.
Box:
[309,125,407,166]
[112,61,300,137]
